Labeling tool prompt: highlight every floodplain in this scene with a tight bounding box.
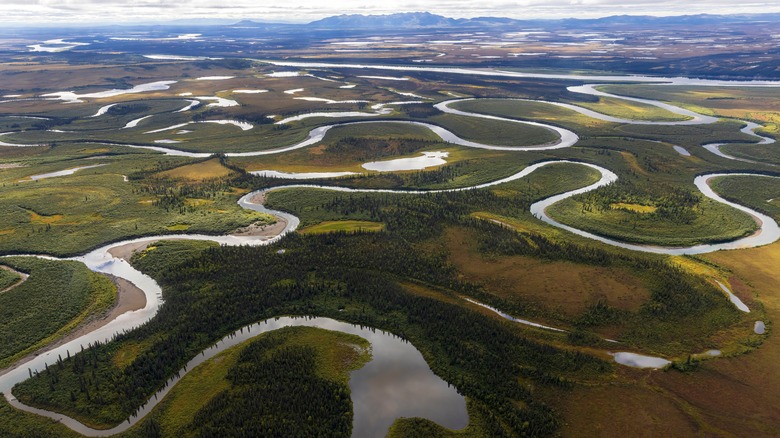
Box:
[0,17,779,437]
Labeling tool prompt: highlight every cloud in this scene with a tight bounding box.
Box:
[0,0,778,23]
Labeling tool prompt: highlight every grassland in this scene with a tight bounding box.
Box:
[484,161,602,207]
[575,95,693,122]
[596,84,779,165]
[442,226,651,319]
[450,98,611,135]
[547,196,758,246]
[299,220,385,234]
[0,257,116,369]
[120,326,371,437]
[709,175,780,219]
[0,155,273,256]
[325,122,443,142]
[156,158,235,181]
[600,85,780,135]
[226,115,559,175]
[719,143,780,166]
[429,112,561,147]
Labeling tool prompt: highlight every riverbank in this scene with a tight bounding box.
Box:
[0,274,143,379]
[0,265,28,294]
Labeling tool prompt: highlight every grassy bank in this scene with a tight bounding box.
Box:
[709,174,780,220]
[0,266,22,291]
[547,196,758,247]
[0,397,80,437]
[0,257,116,369]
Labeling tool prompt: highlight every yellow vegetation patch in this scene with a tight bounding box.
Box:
[157,349,238,434]
[157,158,233,181]
[611,203,657,214]
[472,211,533,232]
[184,198,215,207]
[671,256,723,280]
[308,145,327,155]
[401,282,459,304]
[0,229,15,235]
[689,90,733,99]
[228,187,250,195]
[620,151,648,176]
[490,189,518,198]
[112,339,155,370]
[29,211,63,224]
[299,220,385,235]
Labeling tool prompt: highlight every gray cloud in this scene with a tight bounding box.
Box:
[0,0,778,23]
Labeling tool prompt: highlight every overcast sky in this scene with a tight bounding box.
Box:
[2,0,779,24]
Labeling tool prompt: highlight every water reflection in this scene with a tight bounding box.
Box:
[6,317,468,437]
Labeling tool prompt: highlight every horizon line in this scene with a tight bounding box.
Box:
[1,10,778,27]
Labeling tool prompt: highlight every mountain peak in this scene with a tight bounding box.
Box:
[309,12,457,28]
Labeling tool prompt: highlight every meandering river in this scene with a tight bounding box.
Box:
[1,62,778,434]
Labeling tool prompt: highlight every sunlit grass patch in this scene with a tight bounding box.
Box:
[578,95,692,122]
[611,202,657,214]
[156,158,234,181]
[299,220,385,235]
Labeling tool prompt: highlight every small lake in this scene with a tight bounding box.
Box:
[673,145,691,156]
[610,352,671,369]
[27,164,106,181]
[363,151,448,172]
[716,281,750,313]
[42,81,176,103]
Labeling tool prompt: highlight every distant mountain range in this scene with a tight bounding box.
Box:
[308,12,458,28]
[232,11,780,29]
